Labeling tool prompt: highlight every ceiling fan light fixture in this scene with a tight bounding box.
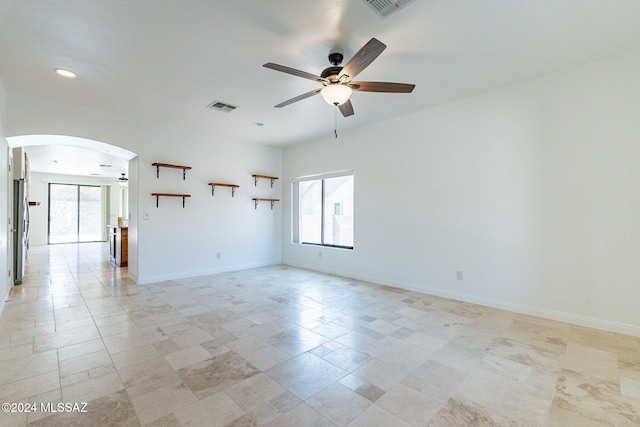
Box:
[321,84,352,106]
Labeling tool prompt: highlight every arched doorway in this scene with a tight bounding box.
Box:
[7,135,137,281]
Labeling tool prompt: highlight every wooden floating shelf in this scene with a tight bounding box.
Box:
[151,193,191,208]
[152,163,192,180]
[208,183,240,197]
[252,198,280,210]
[252,174,279,188]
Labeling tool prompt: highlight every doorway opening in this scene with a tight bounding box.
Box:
[7,134,138,279]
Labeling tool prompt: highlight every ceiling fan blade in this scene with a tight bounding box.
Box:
[340,38,387,80]
[351,81,415,93]
[263,63,326,83]
[338,99,354,117]
[274,88,322,108]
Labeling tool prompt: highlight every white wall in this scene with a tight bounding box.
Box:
[27,172,119,246]
[282,50,640,336]
[0,77,9,309]
[5,97,282,284]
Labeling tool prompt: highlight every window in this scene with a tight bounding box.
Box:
[292,171,354,249]
[48,183,103,244]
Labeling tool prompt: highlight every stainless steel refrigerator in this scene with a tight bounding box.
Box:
[13,179,29,285]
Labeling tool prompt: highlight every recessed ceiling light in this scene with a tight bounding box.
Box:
[55,68,76,78]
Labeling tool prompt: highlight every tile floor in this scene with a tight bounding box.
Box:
[0,243,639,426]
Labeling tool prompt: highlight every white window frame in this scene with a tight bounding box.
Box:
[292,170,354,250]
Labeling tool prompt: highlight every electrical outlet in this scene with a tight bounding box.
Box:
[456,270,463,280]
[318,251,322,258]
[143,213,149,220]
[216,252,221,259]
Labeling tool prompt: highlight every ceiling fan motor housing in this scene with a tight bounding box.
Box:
[328,52,343,66]
[321,66,343,80]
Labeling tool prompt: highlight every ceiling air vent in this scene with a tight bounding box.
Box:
[207,101,238,113]
[361,0,417,18]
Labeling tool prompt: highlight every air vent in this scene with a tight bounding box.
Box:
[361,0,417,18]
[207,101,238,113]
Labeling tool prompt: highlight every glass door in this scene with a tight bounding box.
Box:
[48,184,102,244]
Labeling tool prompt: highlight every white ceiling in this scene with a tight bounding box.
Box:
[8,135,134,180]
[1,1,640,176]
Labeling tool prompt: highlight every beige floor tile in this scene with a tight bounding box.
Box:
[364,336,429,372]
[173,391,246,427]
[0,370,60,403]
[402,359,467,399]
[111,343,163,370]
[102,325,167,354]
[61,370,124,403]
[345,404,413,427]
[0,410,27,427]
[376,383,443,426]
[554,368,640,425]
[266,328,329,357]
[307,382,371,426]
[225,373,286,412]
[323,346,371,372]
[225,334,271,357]
[0,349,58,385]
[454,369,553,425]
[545,406,609,427]
[60,371,90,387]
[339,374,386,402]
[562,342,619,383]
[351,359,405,392]
[620,376,640,400]
[59,349,112,377]
[265,402,334,427]
[178,351,260,399]
[247,391,301,425]
[30,389,140,427]
[489,337,563,374]
[25,388,63,424]
[169,328,215,350]
[33,325,101,353]
[144,413,181,427]
[0,342,33,363]
[117,355,175,388]
[426,397,519,426]
[57,338,106,361]
[131,381,197,424]
[240,344,291,371]
[2,243,639,426]
[163,345,212,370]
[265,352,346,400]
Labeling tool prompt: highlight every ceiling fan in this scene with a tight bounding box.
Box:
[263,38,415,118]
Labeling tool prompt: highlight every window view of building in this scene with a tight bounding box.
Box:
[295,172,354,249]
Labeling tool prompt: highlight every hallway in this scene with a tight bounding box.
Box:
[0,244,639,426]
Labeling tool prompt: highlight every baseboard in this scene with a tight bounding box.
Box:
[135,260,281,285]
[282,259,640,338]
[127,272,138,285]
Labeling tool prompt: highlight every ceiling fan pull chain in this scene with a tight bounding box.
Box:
[334,105,338,139]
